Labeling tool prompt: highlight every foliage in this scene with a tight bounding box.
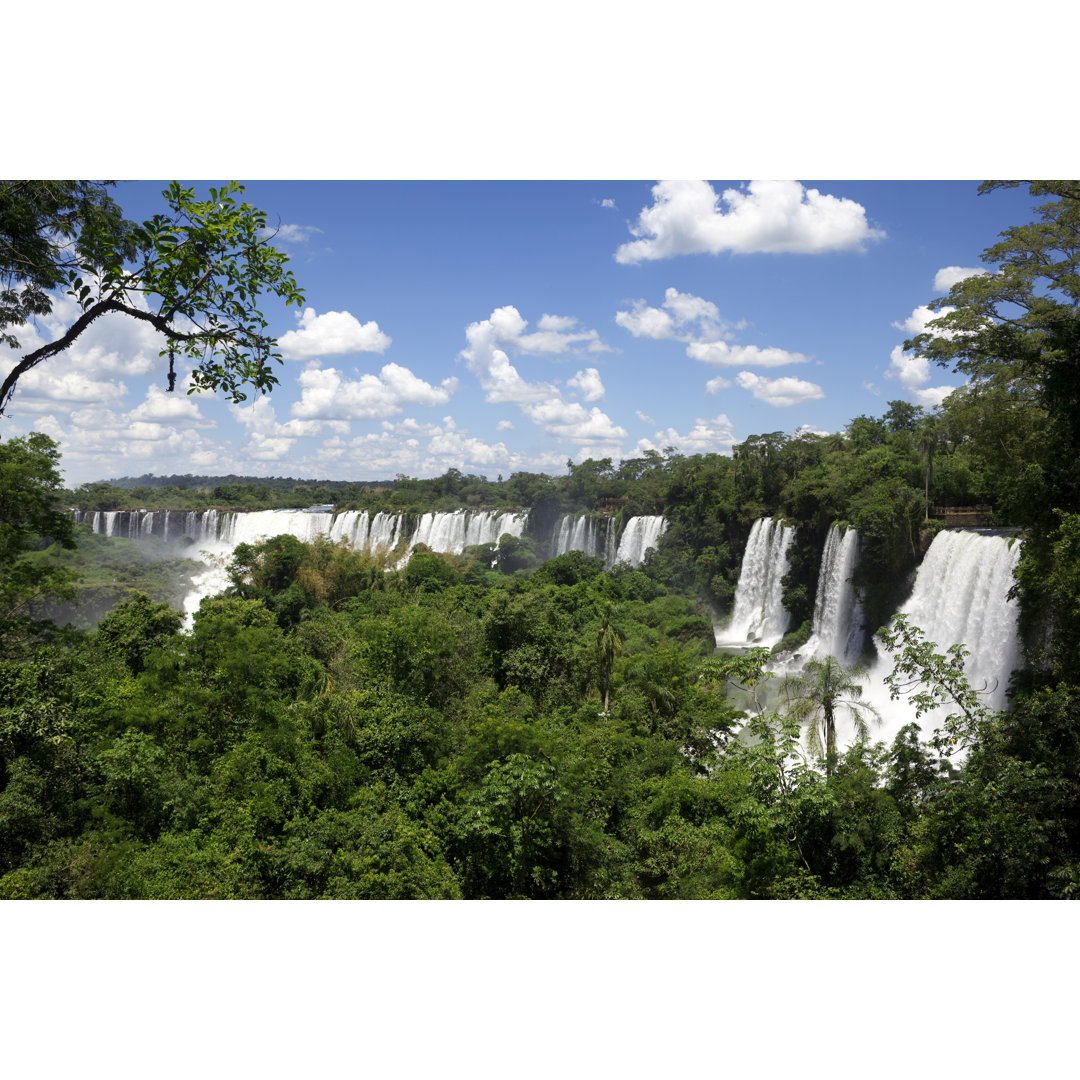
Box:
[0,434,77,646]
[1,181,304,416]
[8,182,1080,898]
[781,655,880,773]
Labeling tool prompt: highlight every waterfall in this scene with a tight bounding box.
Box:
[603,517,618,567]
[717,517,796,647]
[552,514,598,558]
[857,530,1024,752]
[803,525,864,663]
[69,507,531,623]
[611,516,667,568]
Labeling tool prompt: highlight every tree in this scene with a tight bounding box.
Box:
[878,613,994,755]
[781,655,880,774]
[0,180,304,416]
[594,603,623,715]
[0,433,77,644]
[907,181,1080,516]
[1,181,136,348]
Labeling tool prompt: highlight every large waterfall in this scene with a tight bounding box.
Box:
[613,516,666,567]
[74,507,527,621]
[718,519,1023,758]
[552,514,600,559]
[717,517,796,647]
[549,513,666,568]
[863,530,1023,750]
[802,524,865,664]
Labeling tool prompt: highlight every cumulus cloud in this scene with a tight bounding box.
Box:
[277,307,391,359]
[5,368,128,414]
[687,340,810,368]
[638,415,737,456]
[933,265,988,292]
[735,371,825,407]
[705,375,733,394]
[615,180,885,264]
[521,398,627,447]
[885,345,958,408]
[635,409,655,425]
[892,303,955,337]
[0,290,181,419]
[615,287,735,343]
[129,385,215,426]
[459,306,625,455]
[616,286,809,378]
[887,303,961,407]
[495,419,515,431]
[292,361,458,421]
[567,367,605,401]
[313,416,559,479]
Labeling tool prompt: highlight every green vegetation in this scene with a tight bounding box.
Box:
[3,181,1080,899]
[1,180,304,416]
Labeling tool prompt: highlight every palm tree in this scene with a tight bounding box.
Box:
[594,604,623,715]
[781,655,880,774]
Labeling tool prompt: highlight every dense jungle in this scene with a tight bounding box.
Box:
[3,182,1080,899]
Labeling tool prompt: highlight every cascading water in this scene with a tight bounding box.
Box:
[802,525,865,664]
[74,507,530,624]
[552,514,599,558]
[718,517,796,647]
[845,530,1024,755]
[612,516,667,568]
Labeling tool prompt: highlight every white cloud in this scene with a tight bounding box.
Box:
[459,306,625,454]
[536,314,579,332]
[933,265,988,292]
[795,423,831,438]
[615,180,885,264]
[885,344,958,407]
[705,375,733,394]
[7,367,128,413]
[687,340,810,368]
[260,223,324,245]
[495,419,515,432]
[888,303,962,407]
[313,416,552,479]
[521,398,627,448]
[292,361,458,421]
[277,307,391,359]
[635,409,655,425]
[615,302,678,341]
[462,306,610,376]
[892,303,956,336]
[600,198,616,209]
[246,432,298,461]
[617,286,808,374]
[567,367,605,401]
[129,385,215,426]
[638,415,737,456]
[735,371,825,407]
[615,287,734,343]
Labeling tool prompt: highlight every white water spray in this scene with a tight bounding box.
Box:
[718,517,796,647]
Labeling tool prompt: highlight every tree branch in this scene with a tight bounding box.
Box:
[0,296,204,417]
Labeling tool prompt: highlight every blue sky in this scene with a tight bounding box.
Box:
[0,179,1039,485]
